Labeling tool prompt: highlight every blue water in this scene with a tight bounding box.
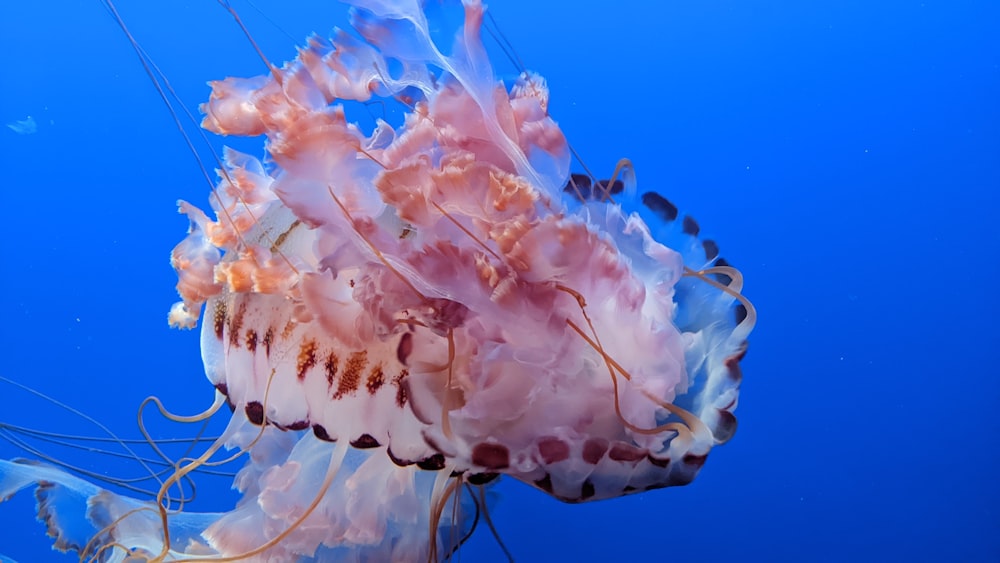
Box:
[1,1,997,561]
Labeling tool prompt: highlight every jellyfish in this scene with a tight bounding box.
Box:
[0,0,754,560]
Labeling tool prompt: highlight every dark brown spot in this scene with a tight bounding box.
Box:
[712,409,738,443]
[263,327,274,357]
[285,420,310,431]
[228,301,247,348]
[735,303,748,325]
[324,352,339,388]
[213,301,226,341]
[417,454,446,471]
[582,438,608,465]
[537,436,570,464]
[312,424,334,442]
[244,401,264,426]
[534,474,553,494]
[471,443,510,470]
[641,192,678,221]
[563,173,592,198]
[682,215,700,236]
[570,173,592,189]
[245,329,258,353]
[396,332,413,365]
[702,239,719,261]
[366,364,385,394]
[335,351,367,398]
[682,452,709,471]
[386,447,414,467]
[351,434,381,449]
[713,257,733,285]
[565,175,624,201]
[608,442,647,463]
[725,348,746,384]
[468,472,500,485]
[297,340,318,381]
[393,369,409,407]
[214,383,229,397]
[595,178,624,196]
[647,453,671,468]
[580,479,595,500]
[671,466,700,486]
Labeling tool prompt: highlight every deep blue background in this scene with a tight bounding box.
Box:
[1,1,998,561]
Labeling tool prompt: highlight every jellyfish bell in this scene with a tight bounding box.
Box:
[0,0,754,560]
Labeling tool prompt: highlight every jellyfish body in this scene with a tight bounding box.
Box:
[0,0,752,560]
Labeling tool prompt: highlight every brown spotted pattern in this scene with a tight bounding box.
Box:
[245,329,258,353]
[213,301,226,341]
[335,350,367,399]
[393,369,409,407]
[227,301,247,348]
[366,364,385,394]
[324,352,339,387]
[297,340,318,381]
[262,327,274,357]
[209,293,432,466]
